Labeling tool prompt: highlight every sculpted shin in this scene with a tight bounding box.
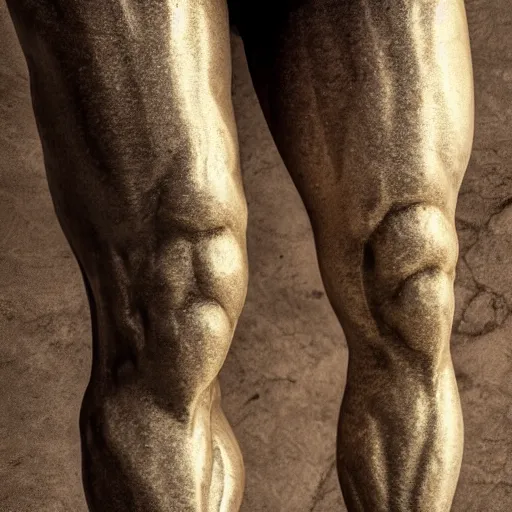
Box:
[237,0,474,510]
[7,0,247,510]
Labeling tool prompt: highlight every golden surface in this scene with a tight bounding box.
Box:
[6,0,474,510]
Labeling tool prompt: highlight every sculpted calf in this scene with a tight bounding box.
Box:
[8,1,246,510]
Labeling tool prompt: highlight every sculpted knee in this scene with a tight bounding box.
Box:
[101,224,247,411]
[142,230,246,391]
[364,204,458,355]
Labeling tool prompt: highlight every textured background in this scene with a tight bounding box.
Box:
[1,1,511,510]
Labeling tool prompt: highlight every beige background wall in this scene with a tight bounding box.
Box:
[1,1,511,510]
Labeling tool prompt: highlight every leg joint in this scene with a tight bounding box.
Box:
[366,202,458,294]
[363,203,457,356]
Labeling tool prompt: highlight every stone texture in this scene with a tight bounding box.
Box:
[1,1,512,511]
[458,291,508,336]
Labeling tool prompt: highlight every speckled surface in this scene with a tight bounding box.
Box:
[0,1,511,510]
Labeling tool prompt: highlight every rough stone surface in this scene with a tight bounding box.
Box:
[458,291,508,336]
[1,1,512,511]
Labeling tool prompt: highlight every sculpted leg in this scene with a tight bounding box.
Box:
[237,0,474,509]
[7,1,246,510]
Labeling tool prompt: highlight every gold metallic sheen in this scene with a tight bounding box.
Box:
[6,0,474,510]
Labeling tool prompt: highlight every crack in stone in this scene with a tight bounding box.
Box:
[309,458,337,512]
[457,290,510,336]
